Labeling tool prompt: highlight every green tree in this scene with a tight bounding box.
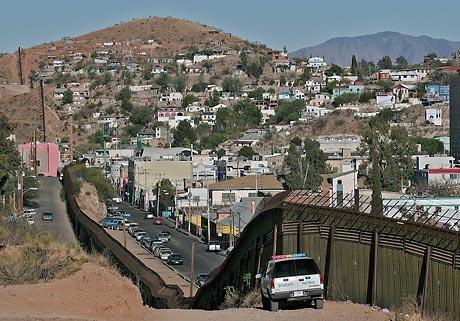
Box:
[411,136,444,155]
[283,138,326,190]
[173,73,187,92]
[377,55,393,70]
[173,121,196,147]
[0,116,21,197]
[395,56,408,69]
[272,100,305,124]
[246,61,264,81]
[116,88,132,101]
[182,94,198,108]
[191,81,207,92]
[350,55,358,75]
[238,146,257,159]
[325,64,344,77]
[360,112,416,205]
[233,99,262,127]
[120,98,133,112]
[130,107,152,126]
[359,90,376,103]
[156,73,170,92]
[222,77,242,95]
[61,89,73,105]
[332,93,359,107]
[248,87,264,100]
[207,90,221,107]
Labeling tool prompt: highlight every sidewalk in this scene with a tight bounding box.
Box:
[106,229,197,297]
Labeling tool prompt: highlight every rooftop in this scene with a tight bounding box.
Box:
[209,175,284,191]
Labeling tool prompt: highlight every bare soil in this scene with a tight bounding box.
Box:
[0,262,391,321]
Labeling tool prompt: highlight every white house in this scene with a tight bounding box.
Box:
[376,93,395,108]
[129,85,152,92]
[302,106,331,119]
[202,112,217,126]
[426,108,442,126]
[307,57,327,69]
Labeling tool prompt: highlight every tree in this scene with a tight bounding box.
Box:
[207,90,220,107]
[173,121,196,147]
[173,73,187,92]
[238,146,257,159]
[332,93,359,107]
[246,61,264,81]
[325,64,344,77]
[120,98,133,112]
[182,94,198,108]
[156,73,170,92]
[157,179,176,211]
[130,106,152,126]
[360,112,416,212]
[191,81,207,92]
[359,90,376,103]
[222,77,242,95]
[0,116,21,196]
[283,138,326,190]
[233,99,262,127]
[350,55,358,75]
[61,89,73,105]
[272,100,305,124]
[116,88,132,101]
[395,56,408,69]
[377,55,393,70]
[247,87,264,100]
[411,136,444,155]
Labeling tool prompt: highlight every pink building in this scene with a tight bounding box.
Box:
[18,142,60,177]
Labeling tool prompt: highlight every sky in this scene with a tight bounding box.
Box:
[1,0,460,53]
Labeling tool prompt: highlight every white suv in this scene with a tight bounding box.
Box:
[257,253,324,312]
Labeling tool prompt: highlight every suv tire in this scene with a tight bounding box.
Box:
[261,294,269,310]
[315,298,324,309]
[269,299,279,312]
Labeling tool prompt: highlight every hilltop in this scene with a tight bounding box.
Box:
[0,16,247,84]
[291,31,460,66]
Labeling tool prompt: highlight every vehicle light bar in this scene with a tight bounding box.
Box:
[271,253,308,260]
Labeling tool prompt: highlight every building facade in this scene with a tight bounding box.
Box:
[450,76,460,160]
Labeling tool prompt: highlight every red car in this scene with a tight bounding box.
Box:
[153,218,164,225]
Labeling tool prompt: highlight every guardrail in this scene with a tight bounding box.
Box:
[63,164,188,308]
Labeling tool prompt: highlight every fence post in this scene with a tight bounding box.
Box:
[354,189,360,211]
[325,225,335,299]
[417,245,432,314]
[297,221,304,253]
[272,224,278,257]
[369,230,379,306]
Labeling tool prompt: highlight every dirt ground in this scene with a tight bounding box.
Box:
[0,262,391,321]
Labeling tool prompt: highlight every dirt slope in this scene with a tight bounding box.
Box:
[0,261,391,321]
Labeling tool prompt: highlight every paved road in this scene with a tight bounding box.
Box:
[34,177,76,244]
[117,203,225,279]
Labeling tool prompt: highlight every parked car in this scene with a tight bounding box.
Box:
[207,241,221,252]
[159,248,173,261]
[150,241,164,253]
[153,218,163,225]
[135,232,149,241]
[26,216,35,225]
[196,273,209,287]
[167,254,183,265]
[128,225,140,235]
[23,208,36,216]
[140,236,152,247]
[112,197,122,204]
[257,253,324,312]
[132,229,145,238]
[41,212,54,221]
[154,246,169,257]
[158,232,170,242]
[144,213,154,219]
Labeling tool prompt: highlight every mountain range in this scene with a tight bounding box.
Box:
[290,31,460,66]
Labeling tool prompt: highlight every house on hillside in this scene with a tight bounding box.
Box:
[393,83,416,102]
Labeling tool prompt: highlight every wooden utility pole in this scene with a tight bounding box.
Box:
[189,241,195,297]
[39,80,46,142]
[17,47,24,85]
[69,116,74,163]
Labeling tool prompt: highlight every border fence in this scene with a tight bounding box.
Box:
[193,190,460,319]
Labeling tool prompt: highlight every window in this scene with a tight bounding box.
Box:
[248,193,258,197]
[36,160,41,167]
[274,261,295,278]
[222,193,235,204]
[295,259,320,275]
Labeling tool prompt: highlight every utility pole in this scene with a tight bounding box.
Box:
[18,174,24,214]
[123,224,127,248]
[156,179,162,217]
[207,182,211,245]
[17,47,24,85]
[188,190,192,235]
[39,80,46,142]
[189,241,195,297]
[69,116,74,163]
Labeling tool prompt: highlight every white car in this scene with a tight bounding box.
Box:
[26,216,35,225]
[159,248,172,261]
[144,213,154,219]
[23,208,36,216]
[207,241,221,252]
[135,232,148,241]
[257,253,324,312]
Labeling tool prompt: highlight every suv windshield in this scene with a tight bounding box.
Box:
[273,259,319,278]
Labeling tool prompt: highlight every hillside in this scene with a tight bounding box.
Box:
[0,17,247,84]
[291,31,460,66]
